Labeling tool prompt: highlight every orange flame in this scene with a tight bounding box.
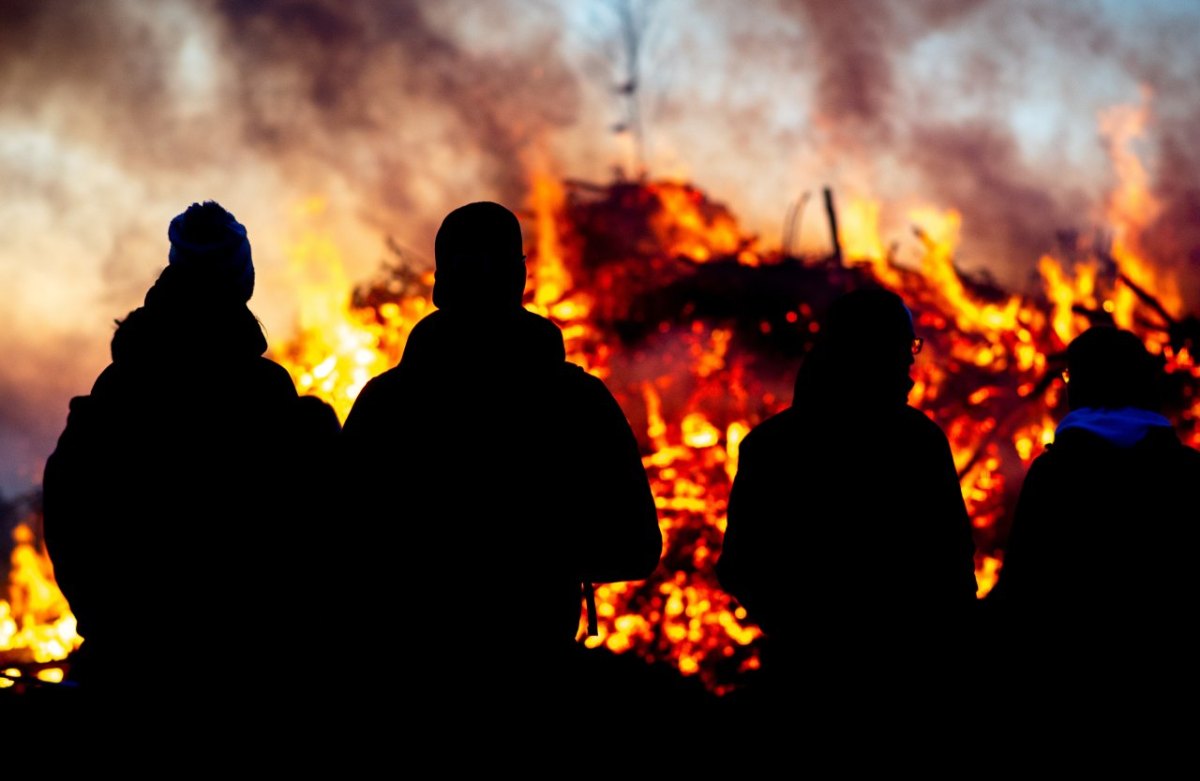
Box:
[265,165,1197,691]
[650,182,750,264]
[1038,255,1098,345]
[1100,91,1181,343]
[911,206,1026,336]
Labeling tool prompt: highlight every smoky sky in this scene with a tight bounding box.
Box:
[211,1,581,208]
[2,0,1200,495]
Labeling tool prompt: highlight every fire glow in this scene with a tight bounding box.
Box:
[269,102,1197,692]
[0,521,80,684]
[4,101,1198,696]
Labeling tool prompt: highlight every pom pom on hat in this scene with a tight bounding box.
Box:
[167,201,254,301]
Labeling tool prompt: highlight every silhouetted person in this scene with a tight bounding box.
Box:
[715,287,978,721]
[986,326,1200,714]
[42,201,339,715]
[340,201,662,720]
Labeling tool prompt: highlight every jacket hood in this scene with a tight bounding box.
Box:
[400,307,566,370]
[1055,406,1174,449]
[111,301,268,366]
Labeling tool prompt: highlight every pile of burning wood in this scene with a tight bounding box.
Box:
[5,174,1197,696]
[276,175,1200,693]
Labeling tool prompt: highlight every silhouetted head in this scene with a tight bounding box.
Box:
[117,200,265,359]
[162,201,254,302]
[432,202,527,312]
[1065,326,1159,411]
[794,287,918,406]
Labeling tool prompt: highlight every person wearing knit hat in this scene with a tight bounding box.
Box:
[165,200,256,302]
[42,200,340,715]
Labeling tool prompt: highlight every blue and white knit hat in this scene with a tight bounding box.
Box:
[166,201,254,302]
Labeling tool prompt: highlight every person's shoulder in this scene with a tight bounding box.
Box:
[341,358,414,433]
[513,309,566,362]
[556,362,615,402]
[408,309,445,338]
[558,359,598,382]
[88,362,122,396]
[516,308,565,338]
[255,357,301,397]
[740,408,799,449]
[897,404,949,440]
[394,310,443,359]
[343,364,401,418]
[296,394,341,436]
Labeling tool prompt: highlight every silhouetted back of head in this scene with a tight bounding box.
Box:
[433,201,526,312]
[153,200,254,306]
[794,286,917,407]
[1066,326,1158,411]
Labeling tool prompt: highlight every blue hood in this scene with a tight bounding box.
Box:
[1055,407,1174,448]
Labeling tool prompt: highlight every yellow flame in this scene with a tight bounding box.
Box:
[529,174,571,309]
[725,421,750,484]
[1038,255,1097,345]
[272,200,432,421]
[682,413,721,449]
[841,196,901,287]
[0,523,82,665]
[975,555,1002,599]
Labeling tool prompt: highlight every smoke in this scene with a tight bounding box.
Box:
[789,0,907,147]
[904,119,1090,288]
[0,0,582,494]
[1117,8,1200,312]
[1144,129,1200,311]
[210,1,580,214]
[731,0,1200,306]
[4,0,1200,494]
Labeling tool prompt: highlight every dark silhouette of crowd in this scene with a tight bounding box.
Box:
[33,198,1200,743]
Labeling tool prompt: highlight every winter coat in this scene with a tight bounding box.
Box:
[42,296,338,699]
[340,307,662,678]
[716,397,978,686]
[986,407,1200,675]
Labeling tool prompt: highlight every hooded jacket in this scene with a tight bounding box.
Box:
[717,397,979,641]
[42,292,338,695]
[340,307,661,668]
[987,406,1200,654]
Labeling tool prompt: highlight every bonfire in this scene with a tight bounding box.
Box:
[4,161,1197,696]
[270,169,1200,694]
